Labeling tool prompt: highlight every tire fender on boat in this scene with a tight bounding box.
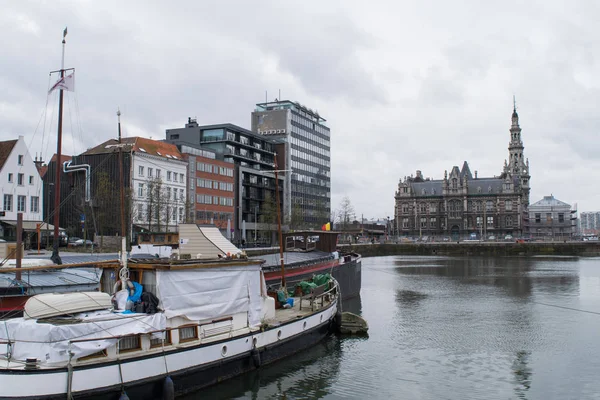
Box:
[112,279,135,296]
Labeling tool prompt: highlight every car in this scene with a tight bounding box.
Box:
[487,235,496,241]
[504,235,513,240]
[74,239,94,247]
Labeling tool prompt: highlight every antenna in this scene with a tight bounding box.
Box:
[513,95,517,112]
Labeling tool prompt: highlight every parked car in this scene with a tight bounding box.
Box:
[504,235,513,240]
[488,235,496,241]
[74,239,94,247]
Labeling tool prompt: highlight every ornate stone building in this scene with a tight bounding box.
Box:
[394,106,531,239]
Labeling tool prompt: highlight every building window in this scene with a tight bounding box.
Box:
[173,173,178,182]
[476,201,482,212]
[156,169,161,178]
[167,171,172,181]
[487,216,493,226]
[3,194,12,211]
[17,173,24,186]
[402,218,409,228]
[505,200,513,211]
[535,213,541,223]
[29,176,34,185]
[137,205,143,221]
[430,217,436,228]
[486,201,493,212]
[420,217,427,228]
[180,173,184,183]
[17,195,26,212]
[17,155,23,165]
[505,216,513,227]
[138,166,144,176]
[179,207,184,222]
[419,203,427,213]
[148,168,153,178]
[138,183,144,197]
[8,173,13,183]
[402,203,409,213]
[30,196,39,213]
[558,213,564,223]
[429,203,437,213]
[452,178,457,189]
[180,189,184,201]
[476,216,483,226]
[166,187,171,200]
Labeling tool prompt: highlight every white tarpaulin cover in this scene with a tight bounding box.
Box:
[0,311,166,364]
[157,264,264,328]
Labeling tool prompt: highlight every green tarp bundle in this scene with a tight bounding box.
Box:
[294,273,332,295]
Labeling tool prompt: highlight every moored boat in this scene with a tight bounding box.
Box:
[0,232,340,399]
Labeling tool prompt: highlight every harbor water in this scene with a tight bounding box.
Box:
[191,255,600,399]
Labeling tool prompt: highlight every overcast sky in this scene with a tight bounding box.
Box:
[2,0,599,220]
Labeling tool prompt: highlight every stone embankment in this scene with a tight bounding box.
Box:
[340,242,600,257]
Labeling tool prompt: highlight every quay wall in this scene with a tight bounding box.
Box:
[244,242,600,258]
[340,242,600,258]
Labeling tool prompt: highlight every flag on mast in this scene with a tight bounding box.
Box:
[48,71,75,94]
[63,27,68,38]
[321,222,331,231]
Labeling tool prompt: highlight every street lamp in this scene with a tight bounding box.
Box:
[46,182,54,249]
[254,205,258,243]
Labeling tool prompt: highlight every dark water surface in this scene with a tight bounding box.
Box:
[191,256,600,399]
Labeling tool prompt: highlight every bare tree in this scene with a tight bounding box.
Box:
[336,196,355,232]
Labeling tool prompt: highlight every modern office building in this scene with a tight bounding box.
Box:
[528,195,577,239]
[579,212,600,235]
[166,120,283,244]
[251,100,331,228]
[394,105,531,239]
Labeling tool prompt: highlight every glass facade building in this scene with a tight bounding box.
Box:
[251,100,331,228]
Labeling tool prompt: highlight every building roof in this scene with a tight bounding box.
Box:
[530,195,571,208]
[82,137,183,160]
[0,139,17,171]
[408,177,506,197]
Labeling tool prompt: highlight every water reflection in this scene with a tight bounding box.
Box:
[512,351,532,399]
[191,336,343,400]
[393,256,579,298]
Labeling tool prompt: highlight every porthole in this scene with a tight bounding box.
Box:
[303,321,307,330]
[221,345,228,356]
[277,330,282,340]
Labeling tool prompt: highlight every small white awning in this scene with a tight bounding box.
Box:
[0,220,65,232]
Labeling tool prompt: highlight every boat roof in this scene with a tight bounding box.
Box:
[0,268,101,289]
[252,250,333,269]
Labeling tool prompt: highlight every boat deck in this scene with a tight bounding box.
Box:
[266,295,330,326]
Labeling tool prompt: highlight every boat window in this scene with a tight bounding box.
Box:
[150,331,172,348]
[77,349,107,361]
[119,335,141,352]
[179,326,198,342]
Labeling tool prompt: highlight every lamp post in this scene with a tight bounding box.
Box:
[254,205,258,243]
[46,182,54,249]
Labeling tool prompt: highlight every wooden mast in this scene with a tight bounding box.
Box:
[117,109,126,239]
[51,27,68,265]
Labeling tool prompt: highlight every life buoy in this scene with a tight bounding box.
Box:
[112,279,135,296]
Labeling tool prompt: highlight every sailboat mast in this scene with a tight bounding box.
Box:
[52,28,67,262]
[117,109,126,239]
[274,159,285,289]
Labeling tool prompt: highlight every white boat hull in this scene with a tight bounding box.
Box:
[0,300,338,399]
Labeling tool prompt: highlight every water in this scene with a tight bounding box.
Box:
[192,256,600,399]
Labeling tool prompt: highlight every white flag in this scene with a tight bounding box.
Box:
[48,71,75,94]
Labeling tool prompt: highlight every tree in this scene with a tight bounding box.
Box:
[288,202,304,231]
[336,196,355,232]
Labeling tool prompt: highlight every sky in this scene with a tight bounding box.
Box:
[1,0,600,220]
